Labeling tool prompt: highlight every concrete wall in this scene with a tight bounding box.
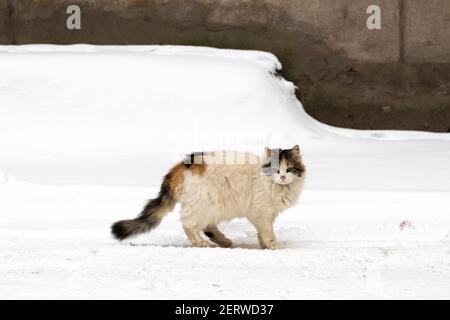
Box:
[1,0,449,132]
[0,0,10,44]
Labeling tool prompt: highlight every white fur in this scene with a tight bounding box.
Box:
[178,152,305,249]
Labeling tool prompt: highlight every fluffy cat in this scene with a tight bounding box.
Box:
[111,145,305,249]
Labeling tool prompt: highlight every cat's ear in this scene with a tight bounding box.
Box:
[292,145,300,154]
[265,147,272,157]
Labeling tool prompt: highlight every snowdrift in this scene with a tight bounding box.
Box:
[1,45,449,191]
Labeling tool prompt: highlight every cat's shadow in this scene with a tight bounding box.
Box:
[125,241,287,250]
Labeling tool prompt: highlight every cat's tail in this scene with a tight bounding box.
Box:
[111,163,185,241]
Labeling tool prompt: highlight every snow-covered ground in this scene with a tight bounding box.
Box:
[0,45,449,299]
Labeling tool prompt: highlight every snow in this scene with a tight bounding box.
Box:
[0,45,449,299]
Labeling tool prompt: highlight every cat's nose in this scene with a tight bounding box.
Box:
[280,175,286,181]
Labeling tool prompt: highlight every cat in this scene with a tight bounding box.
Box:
[111,145,305,249]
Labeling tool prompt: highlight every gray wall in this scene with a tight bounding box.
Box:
[1,0,450,132]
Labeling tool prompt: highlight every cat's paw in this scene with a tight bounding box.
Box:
[218,238,233,248]
[264,241,279,250]
[193,240,212,248]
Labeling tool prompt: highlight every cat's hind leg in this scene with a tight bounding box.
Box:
[183,226,211,248]
[180,203,212,248]
[204,225,233,248]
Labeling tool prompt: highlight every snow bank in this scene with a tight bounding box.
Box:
[0,45,449,191]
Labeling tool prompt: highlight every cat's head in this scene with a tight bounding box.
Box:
[261,145,305,185]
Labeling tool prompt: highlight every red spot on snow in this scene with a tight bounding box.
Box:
[399,220,413,230]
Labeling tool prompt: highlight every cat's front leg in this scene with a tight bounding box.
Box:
[248,216,278,250]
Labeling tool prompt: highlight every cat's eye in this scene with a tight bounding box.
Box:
[286,167,295,173]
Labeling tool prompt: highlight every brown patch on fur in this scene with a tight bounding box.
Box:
[183,152,207,176]
[168,160,207,195]
[168,163,186,196]
[189,162,207,176]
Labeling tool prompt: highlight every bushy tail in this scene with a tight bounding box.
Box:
[111,163,184,241]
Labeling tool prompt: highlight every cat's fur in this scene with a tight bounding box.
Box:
[111,145,305,249]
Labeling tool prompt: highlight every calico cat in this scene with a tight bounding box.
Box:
[111,145,305,249]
